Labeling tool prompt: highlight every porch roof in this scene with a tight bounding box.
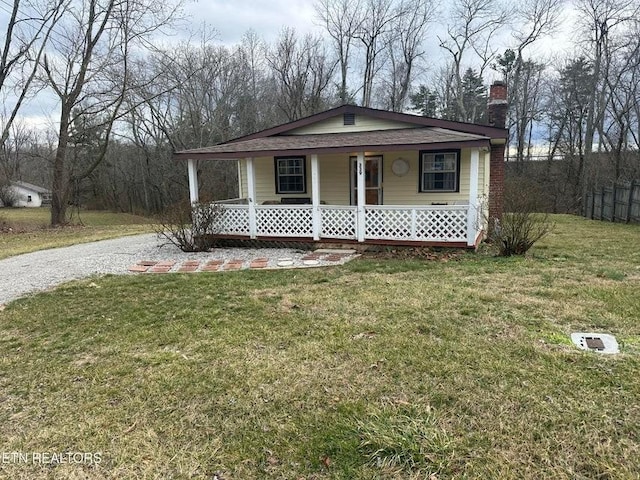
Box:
[174,127,491,160]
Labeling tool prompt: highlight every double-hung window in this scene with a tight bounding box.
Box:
[275,156,306,194]
[419,150,460,192]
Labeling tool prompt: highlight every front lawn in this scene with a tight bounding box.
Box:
[0,208,153,259]
[0,215,639,478]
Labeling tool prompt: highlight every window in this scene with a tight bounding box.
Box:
[419,150,460,192]
[27,195,32,202]
[275,156,306,194]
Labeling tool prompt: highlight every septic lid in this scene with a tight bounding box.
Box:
[570,332,619,354]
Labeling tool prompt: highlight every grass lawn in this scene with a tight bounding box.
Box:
[0,208,153,259]
[0,215,639,479]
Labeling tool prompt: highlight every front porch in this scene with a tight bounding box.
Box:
[207,202,478,247]
[188,148,485,248]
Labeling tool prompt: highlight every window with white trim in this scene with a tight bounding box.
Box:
[275,156,306,194]
[419,150,460,192]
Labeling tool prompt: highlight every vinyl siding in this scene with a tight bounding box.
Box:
[238,148,484,206]
[287,114,419,135]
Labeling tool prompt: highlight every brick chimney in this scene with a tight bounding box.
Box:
[487,81,508,221]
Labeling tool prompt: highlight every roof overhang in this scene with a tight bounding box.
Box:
[174,127,493,161]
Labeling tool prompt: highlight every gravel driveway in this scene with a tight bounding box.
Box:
[0,234,356,305]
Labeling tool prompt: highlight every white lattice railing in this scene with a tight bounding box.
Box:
[320,206,357,239]
[256,205,313,237]
[210,203,469,243]
[217,204,250,235]
[364,205,468,242]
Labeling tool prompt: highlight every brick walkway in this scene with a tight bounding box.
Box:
[127,250,356,273]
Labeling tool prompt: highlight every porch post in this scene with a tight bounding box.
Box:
[356,152,366,242]
[246,157,257,239]
[467,149,480,246]
[311,154,321,241]
[187,159,199,204]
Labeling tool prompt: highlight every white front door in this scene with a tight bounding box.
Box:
[351,156,382,205]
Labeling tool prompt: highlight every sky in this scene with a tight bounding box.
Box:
[2,0,579,132]
[182,0,323,45]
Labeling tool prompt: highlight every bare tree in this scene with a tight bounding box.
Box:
[439,0,507,121]
[266,28,337,121]
[575,0,640,165]
[41,0,180,225]
[314,0,364,103]
[353,0,405,107]
[382,0,436,111]
[0,0,66,152]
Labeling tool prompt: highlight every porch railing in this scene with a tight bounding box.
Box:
[210,203,470,243]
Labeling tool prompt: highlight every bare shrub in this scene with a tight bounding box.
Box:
[154,200,224,252]
[487,180,554,256]
[0,184,19,207]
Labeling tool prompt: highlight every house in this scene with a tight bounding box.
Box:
[174,81,508,248]
[0,181,52,208]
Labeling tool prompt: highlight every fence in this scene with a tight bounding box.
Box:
[584,181,640,223]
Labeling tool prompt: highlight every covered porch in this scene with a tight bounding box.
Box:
[186,148,486,248]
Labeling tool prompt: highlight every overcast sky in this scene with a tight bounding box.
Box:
[3,0,578,130]
[182,0,323,45]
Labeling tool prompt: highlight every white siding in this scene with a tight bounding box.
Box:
[237,148,483,207]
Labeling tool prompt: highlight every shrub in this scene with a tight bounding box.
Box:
[0,184,19,207]
[154,200,223,252]
[487,180,554,256]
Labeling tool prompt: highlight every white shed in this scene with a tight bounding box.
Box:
[0,181,52,208]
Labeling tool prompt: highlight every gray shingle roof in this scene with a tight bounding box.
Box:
[175,127,490,160]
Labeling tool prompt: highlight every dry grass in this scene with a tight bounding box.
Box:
[0,208,152,259]
[0,214,639,478]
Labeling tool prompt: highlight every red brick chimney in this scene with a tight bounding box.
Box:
[487,81,508,221]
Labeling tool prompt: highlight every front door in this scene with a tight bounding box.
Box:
[351,156,382,205]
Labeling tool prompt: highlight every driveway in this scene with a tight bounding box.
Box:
[0,234,160,305]
[0,234,358,305]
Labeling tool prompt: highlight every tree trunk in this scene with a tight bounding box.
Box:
[51,107,71,226]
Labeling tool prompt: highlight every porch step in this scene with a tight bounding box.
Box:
[313,248,357,255]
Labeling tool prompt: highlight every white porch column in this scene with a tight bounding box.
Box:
[187,159,199,204]
[246,157,257,239]
[467,149,480,246]
[311,154,321,241]
[356,152,366,242]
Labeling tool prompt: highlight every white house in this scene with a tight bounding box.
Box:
[175,82,508,249]
[0,181,52,208]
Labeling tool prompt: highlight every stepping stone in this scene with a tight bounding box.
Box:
[137,260,158,266]
[302,255,321,261]
[150,266,172,273]
[277,260,294,267]
[250,261,268,269]
[323,255,344,262]
[230,258,245,264]
[177,265,199,272]
[205,259,224,266]
[128,265,150,273]
[224,263,243,270]
[303,259,320,266]
[183,260,200,266]
[156,261,176,267]
[201,265,220,272]
[253,257,269,262]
